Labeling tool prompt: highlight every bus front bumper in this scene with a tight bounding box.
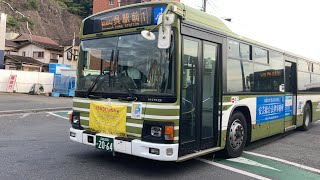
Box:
[69,127,179,161]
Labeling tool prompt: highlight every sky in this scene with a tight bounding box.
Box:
[180,0,320,61]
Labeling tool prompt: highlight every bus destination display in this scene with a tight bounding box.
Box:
[83,5,166,35]
[100,7,151,31]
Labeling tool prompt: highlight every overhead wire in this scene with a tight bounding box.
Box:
[207,0,224,17]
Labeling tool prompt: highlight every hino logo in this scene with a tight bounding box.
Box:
[148,98,163,102]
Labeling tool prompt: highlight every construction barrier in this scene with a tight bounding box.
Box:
[0,69,54,93]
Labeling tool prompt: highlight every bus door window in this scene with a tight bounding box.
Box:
[202,43,217,139]
[181,38,199,143]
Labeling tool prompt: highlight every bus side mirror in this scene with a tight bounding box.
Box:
[157,14,175,49]
[279,84,285,92]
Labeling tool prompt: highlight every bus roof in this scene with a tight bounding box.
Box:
[84,1,318,63]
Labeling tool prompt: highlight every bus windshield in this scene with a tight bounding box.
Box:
[76,32,175,99]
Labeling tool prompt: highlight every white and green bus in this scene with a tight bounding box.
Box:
[69,1,320,161]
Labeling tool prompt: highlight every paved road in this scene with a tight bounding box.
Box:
[0,112,251,180]
[0,93,72,112]
[1,110,320,179]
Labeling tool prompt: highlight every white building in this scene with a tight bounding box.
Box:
[12,33,63,64]
[0,13,6,69]
[62,37,79,70]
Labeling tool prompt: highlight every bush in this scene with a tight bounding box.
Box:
[26,0,40,10]
[7,15,21,30]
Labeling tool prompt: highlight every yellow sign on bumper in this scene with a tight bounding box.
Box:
[89,102,127,136]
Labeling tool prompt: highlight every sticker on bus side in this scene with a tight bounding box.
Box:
[131,103,143,119]
[285,96,293,116]
[231,96,239,104]
[256,96,285,124]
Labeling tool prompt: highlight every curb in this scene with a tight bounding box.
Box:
[0,107,72,115]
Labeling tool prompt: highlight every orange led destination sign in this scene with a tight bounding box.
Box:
[83,5,167,35]
[100,7,151,31]
[259,70,282,78]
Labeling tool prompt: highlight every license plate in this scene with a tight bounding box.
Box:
[96,136,114,152]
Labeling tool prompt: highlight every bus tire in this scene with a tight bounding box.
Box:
[223,111,247,158]
[300,103,312,131]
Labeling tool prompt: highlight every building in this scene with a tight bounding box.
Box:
[0,13,6,69]
[62,37,80,70]
[3,33,64,72]
[4,54,48,72]
[93,0,180,14]
[5,40,19,55]
[12,33,63,65]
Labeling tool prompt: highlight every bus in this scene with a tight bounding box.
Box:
[69,1,320,161]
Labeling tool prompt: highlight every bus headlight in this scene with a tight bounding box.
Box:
[70,112,82,129]
[73,115,80,124]
[151,126,162,137]
[142,121,174,144]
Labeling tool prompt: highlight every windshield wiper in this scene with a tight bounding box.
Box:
[117,76,138,101]
[86,50,114,98]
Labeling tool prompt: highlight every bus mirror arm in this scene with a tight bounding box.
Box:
[141,4,182,49]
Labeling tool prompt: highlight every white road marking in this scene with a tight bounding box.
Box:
[244,151,320,174]
[19,114,30,119]
[227,157,280,171]
[197,158,271,180]
[0,113,31,117]
[47,112,69,120]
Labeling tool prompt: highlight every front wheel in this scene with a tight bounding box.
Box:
[300,103,312,131]
[223,111,247,158]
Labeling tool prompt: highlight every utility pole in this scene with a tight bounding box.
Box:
[203,0,207,12]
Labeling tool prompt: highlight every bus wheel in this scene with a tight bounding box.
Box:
[224,111,247,158]
[300,103,312,131]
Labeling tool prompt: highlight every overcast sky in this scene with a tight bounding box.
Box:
[181,0,320,61]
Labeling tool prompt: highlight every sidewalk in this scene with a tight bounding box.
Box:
[0,93,72,114]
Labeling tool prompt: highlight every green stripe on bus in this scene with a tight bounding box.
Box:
[80,120,89,126]
[73,102,90,109]
[142,118,179,126]
[126,126,142,134]
[79,116,179,126]
[127,119,143,124]
[127,135,141,140]
[222,105,232,111]
[145,108,179,116]
[79,112,89,117]
[174,130,179,136]
[127,119,179,126]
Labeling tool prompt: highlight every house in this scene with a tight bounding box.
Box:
[12,33,64,65]
[3,33,65,72]
[61,37,80,70]
[93,0,180,14]
[4,40,19,55]
[4,54,48,72]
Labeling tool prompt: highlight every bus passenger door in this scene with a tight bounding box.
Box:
[179,36,220,156]
[284,61,297,130]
